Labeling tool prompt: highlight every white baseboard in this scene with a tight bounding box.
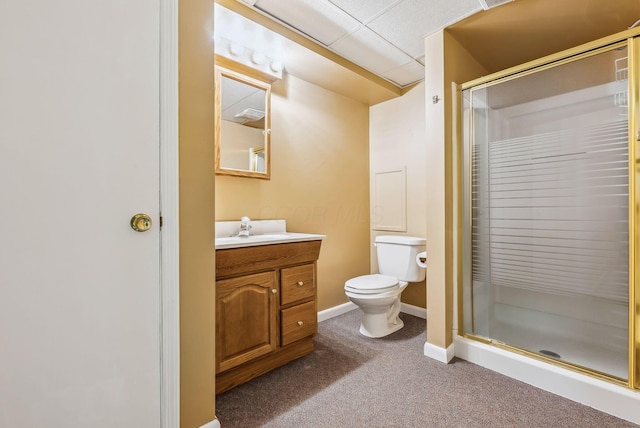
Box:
[318,302,357,322]
[318,302,427,322]
[199,418,220,428]
[454,335,640,425]
[400,303,427,319]
[423,340,455,363]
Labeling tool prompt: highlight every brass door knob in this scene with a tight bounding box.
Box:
[131,213,152,232]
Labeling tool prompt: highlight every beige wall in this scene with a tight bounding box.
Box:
[424,31,447,349]
[179,0,216,426]
[424,30,488,349]
[216,73,371,311]
[369,82,427,308]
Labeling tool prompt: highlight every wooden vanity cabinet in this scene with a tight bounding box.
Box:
[215,240,321,394]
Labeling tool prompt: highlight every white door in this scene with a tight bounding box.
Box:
[0,1,162,426]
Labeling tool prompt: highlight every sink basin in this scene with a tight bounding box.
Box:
[215,232,325,249]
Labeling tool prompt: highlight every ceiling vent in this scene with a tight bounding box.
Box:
[478,0,514,10]
[235,107,265,122]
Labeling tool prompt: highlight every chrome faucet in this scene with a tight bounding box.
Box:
[238,216,252,237]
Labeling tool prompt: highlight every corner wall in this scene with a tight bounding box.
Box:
[179,0,216,426]
[424,30,488,350]
[215,73,371,310]
[369,82,427,307]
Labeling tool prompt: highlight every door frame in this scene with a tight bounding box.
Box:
[160,0,180,426]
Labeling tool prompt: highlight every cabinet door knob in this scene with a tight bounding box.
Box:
[297,321,303,326]
[271,289,277,294]
[297,281,304,286]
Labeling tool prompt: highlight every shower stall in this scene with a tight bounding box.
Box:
[459,32,639,388]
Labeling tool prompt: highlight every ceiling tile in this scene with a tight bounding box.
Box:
[221,77,265,122]
[368,0,481,58]
[327,0,401,23]
[221,76,253,110]
[330,27,414,75]
[254,0,360,45]
[381,60,424,87]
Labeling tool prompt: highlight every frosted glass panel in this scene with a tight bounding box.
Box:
[462,46,629,380]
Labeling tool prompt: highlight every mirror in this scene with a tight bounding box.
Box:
[215,65,271,180]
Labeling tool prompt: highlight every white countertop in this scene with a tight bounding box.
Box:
[215,219,325,249]
[215,232,325,249]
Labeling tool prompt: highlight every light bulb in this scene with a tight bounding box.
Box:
[229,43,244,56]
[251,51,266,65]
[270,61,283,72]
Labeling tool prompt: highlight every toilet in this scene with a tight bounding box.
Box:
[344,235,426,338]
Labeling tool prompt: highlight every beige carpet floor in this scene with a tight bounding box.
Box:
[215,310,637,427]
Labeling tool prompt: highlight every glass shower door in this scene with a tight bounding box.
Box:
[462,45,630,380]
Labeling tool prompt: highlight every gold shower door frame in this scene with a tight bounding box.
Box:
[632,34,640,391]
[456,29,640,390]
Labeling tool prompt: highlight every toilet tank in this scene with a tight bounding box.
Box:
[375,235,426,282]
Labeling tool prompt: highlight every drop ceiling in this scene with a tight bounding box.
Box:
[215,1,404,105]
[216,0,640,105]
[232,0,492,87]
[220,75,265,126]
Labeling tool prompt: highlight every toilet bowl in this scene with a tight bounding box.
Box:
[344,235,426,338]
[345,274,409,337]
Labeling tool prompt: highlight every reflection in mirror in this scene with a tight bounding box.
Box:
[250,147,265,172]
[215,65,271,179]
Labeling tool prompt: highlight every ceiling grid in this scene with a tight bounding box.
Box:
[221,0,640,94]
[240,0,482,87]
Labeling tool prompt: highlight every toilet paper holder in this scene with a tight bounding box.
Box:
[416,251,427,268]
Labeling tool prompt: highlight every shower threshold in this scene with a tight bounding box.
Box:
[490,320,627,380]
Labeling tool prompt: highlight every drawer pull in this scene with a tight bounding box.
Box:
[297,321,304,326]
[297,281,304,287]
[271,289,277,294]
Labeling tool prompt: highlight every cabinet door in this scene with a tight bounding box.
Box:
[216,271,277,373]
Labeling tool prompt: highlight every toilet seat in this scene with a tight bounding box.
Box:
[344,274,398,295]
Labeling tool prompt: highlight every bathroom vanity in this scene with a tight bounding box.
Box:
[214,224,324,394]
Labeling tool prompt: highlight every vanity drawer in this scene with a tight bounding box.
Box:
[281,301,317,346]
[280,264,315,305]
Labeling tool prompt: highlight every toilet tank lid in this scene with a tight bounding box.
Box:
[375,235,426,246]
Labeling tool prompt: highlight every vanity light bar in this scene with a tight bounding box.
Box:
[214,36,284,81]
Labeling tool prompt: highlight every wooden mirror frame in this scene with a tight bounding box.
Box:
[215,57,272,180]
